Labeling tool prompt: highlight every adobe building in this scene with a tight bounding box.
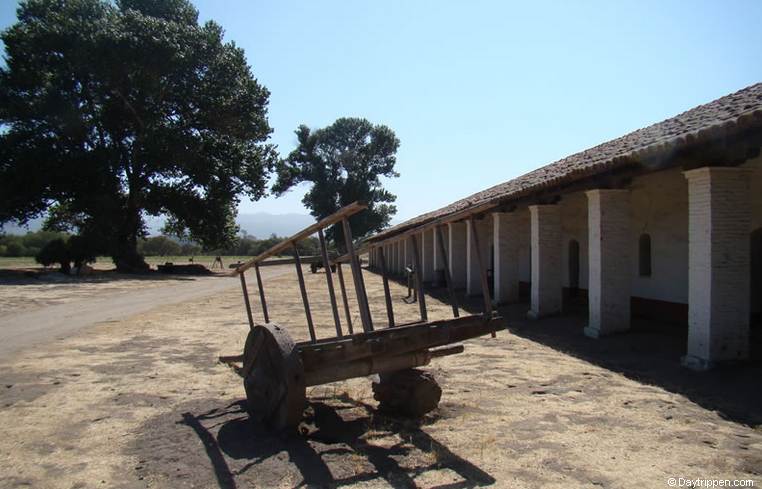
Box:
[366,83,762,371]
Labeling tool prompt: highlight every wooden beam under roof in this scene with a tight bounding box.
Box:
[336,200,498,262]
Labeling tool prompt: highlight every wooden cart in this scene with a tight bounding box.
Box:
[222,202,502,430]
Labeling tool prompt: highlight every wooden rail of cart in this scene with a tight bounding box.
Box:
[222,201,502,430]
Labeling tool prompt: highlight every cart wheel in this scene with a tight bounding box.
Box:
[242,323,306,431]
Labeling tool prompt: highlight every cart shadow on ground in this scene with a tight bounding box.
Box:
[171,395,495,489]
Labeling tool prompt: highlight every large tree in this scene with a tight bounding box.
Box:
[273,117,399,247]
[0,0,276,271]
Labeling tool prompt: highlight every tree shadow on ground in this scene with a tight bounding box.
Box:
[178,395,495,489]
[0,267,211,285]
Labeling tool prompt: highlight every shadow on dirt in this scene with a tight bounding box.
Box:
[131,395,495,489]
[498,302,762,427]
[369,269,762,427]
[0,267,212,286]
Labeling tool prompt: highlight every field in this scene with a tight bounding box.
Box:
[0,265,760,488]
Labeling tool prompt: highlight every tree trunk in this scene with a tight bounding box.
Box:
[114,198,149,273]
[114,240,149,273]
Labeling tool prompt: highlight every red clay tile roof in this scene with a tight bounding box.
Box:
[369,82,762,242]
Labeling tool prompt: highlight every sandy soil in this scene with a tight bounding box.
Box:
[0,271,202,315]
[0,265,759,488]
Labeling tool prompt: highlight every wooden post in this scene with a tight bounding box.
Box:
[239,272,255,330]
[468,216,495,337]
[254,263,269,323]
[336,263,354,335]
[378,246,395,327]
[409,234,427,322]
[436,225,460,318]
[292,242,316,342]
[318,229,343,337]
[342,218,373,332]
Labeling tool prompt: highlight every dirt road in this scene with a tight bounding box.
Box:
[0,267,288,358]
[0,266,759,488]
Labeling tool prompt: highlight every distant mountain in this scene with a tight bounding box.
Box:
[1,212,315,239]
[235,212,315,239]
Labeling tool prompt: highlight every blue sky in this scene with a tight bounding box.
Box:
[2,1,762,223]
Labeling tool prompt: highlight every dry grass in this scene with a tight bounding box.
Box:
[0,265,759,488]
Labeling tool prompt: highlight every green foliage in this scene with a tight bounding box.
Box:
[273,118,399,248]
[67,234,100,267]
[179,242,202,256]
[36,238,72,273]
[0,230,69,257]
[205,234,325,258]
[0,0,276,272]
[138,235,182,256]
[34,234,98,273]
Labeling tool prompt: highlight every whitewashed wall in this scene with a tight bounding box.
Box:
[559,191,589,290]
[742,155,762,315]
[629,167,689,304]
[742,155,762,229]
[448,157,762,311]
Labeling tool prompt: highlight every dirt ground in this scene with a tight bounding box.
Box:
[0,264,760,488]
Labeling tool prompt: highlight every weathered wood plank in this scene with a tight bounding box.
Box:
[318,228,342,338]
[409,234,427,322]
[292,242,316,342]
[297,314,499,371]
[435,224,460,318]
[342,218,373,332]
[336,263,354,334]
[254,263,270,323]
[378,246,395,327]
[239,272,255,330]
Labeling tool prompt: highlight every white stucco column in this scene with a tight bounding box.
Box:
[584,189,632,338]
[493,212,522,304]
[467,217,491,296]
[682,167,751,370]
[528,205,562,319]
[448,222,467,289]
[421,229,435,283]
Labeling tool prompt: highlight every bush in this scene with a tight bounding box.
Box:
[34,235,98,274]
[35,238,71,274]
[0,230,69,257]
[5,241,24,257]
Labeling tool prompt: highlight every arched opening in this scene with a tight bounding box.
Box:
[568,239,580,297]
[751,228,762,325]
[639,234,652,277]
